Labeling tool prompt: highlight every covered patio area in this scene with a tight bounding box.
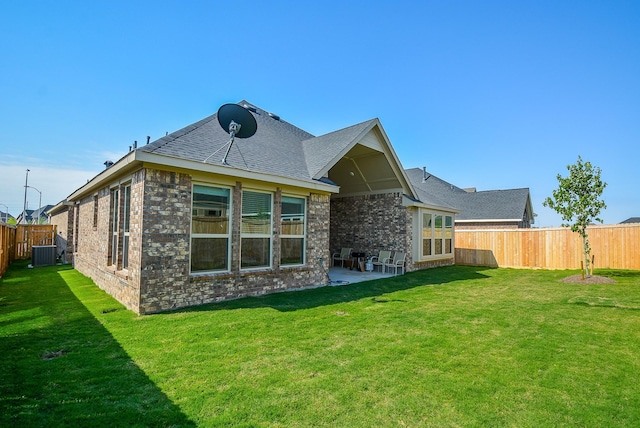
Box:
[326,266,394,286]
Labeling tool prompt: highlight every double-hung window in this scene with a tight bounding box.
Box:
[241,190,272,269]
[122,184,131,269]
[110,188,120,266]
[280,196,305,266]
[109,183,131,269]
[422,213,433,257]
[191,185,231,273]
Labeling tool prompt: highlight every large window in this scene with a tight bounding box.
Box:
[241,190,272,269]
[421,211,453,259]
[422,213,433,256]
[280,196,305,266]
[109,183,131,269]
[191,185,231,273]
[122,184,131,269]
[110,188,119,266]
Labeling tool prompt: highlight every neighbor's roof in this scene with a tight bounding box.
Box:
[405,168,534,223]
[620,217,640,224]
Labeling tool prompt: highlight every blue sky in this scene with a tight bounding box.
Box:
[1,0,638,226]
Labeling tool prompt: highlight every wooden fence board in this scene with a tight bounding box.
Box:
[14,225,57,260]
[455,223,640,270]
[0,224,16,277]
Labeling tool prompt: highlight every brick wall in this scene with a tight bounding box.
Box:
[330,192,413,268]
[73,172,143,313]
[138,169,192,313]
[138,169,331,314]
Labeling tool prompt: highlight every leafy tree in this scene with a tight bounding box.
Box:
[543,156,607,276]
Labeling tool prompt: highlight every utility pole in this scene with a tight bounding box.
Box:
[22,169,29,224]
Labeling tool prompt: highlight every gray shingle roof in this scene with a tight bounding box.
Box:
[406,167,532,221]
[302,120,377,179]
[620,217,640,224]
[140,101,317,182]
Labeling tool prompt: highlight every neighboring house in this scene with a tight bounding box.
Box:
[0,211,15,224]
[406,168,534,229]
[620,217,640,224]
[52,101,458,314]
[16,205,54,224]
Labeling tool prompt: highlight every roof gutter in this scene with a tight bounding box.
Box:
[402,194,461,213]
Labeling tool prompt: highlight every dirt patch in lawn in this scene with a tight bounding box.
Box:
[561,274,616,284]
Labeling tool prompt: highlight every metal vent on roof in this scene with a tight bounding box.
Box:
[243,104,257,113]
[268,112,280,120]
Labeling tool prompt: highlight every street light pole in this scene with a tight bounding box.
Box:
[27,186,42,224]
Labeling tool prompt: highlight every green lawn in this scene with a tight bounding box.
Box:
[1,261,640,427]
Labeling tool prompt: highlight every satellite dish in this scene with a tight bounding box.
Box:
[211,103,257,165]
[217,104,257,139]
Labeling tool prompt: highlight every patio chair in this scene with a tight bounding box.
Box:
[332,247,352,268]
[384,251,406,275]
[371,250,392,272]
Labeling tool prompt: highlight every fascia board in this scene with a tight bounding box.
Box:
[312,120,378,180]
[456,218,522,223]
[402,195,460,214]
[67,151,139,201]
[69,150,340,203]
[371,120,419,200]
[136,151,339,194]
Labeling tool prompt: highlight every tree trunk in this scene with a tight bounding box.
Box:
[582,234,590,277]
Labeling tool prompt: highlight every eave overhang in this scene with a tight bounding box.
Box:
[68,150,339,202]
[402,194,460,214]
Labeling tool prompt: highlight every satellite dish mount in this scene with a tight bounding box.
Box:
[214,104,257,165]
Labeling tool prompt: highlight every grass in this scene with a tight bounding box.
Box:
[1,261,640,426]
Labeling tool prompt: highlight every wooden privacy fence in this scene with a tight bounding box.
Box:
[15,224,57,260]
[455,223,640,270]
[0,224,17,278]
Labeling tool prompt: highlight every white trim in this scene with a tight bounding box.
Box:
[190,183,233,274]
[402,194,459,214]
[456,218,522,223]
[280,194,307,267]
[240,189,273,271]
[68,149,338,202]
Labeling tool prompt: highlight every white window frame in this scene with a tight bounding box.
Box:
[240,189,273,270]
[420,209,454,260]
[280,195,306,267]
[122,183,131,269]
[190,184,232,274]
[109,187,120,267]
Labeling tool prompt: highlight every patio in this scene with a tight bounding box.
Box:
[327,266,395,285]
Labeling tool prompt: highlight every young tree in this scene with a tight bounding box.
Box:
[543,156,607,276]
